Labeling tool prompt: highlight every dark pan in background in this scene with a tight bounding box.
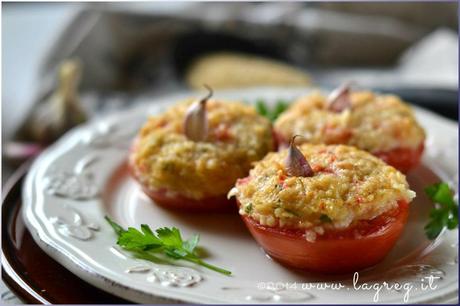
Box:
[29,3,457,121]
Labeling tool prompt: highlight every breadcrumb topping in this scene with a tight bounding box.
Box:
[131,99,274,199]
[274,91,425,152]
[231,144,415,230]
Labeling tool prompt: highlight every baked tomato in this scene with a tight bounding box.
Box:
[373,144,424,174]
[128,152,235,213]
[240,200,409,274]
[273,129,287,151]
[128,121,276,213]
[274,131,423,173]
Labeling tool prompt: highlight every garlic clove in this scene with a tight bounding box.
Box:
[327,82,352,113]
[227,187,239,199]
[183,85,213,142]
[284,135,314,177]
[28,59,86,144]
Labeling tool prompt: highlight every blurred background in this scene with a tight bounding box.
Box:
[1,1,459,173]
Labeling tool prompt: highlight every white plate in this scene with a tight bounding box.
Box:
[23,87,459,304]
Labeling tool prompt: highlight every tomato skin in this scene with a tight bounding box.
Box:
[274,131,423,173]
[273,130,288,151]
[128,126,276,213]
[129,157,235,213]
[240,200,409,274]
[130,165,236,213]
[373,143,424,174]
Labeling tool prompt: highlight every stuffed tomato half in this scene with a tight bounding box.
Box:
[228,142,415,273]
[274,85,425,173]
[129,88,275,212]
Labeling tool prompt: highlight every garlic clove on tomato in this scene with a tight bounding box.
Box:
[285,135,314,177]
[327,82,352,113]
[183,85,213,142]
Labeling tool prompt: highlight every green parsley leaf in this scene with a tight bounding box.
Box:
[118,226,163,251]
[255,99,289,122]
[156,227,183,248]
[255,100,269,117]
[105,216,231,275]
[183,234,200,254]
[105,215,126,236]
[319,214,332,223]
[272,100,289,119]
[424,182,458,240]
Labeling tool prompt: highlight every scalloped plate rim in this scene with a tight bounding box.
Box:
[22,86,458,304]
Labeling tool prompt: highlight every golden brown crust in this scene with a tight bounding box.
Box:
[131,99,274,199]
[274,91,425,152]
[230,144,415,230]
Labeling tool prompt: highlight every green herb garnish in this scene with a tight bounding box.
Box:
[255,99,289,122]
[424,182,458,240]
[319,214,332,223]
[105,216,231,275]
[244,203,253,214]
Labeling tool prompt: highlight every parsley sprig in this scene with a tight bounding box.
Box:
[105,216,231,275]
[255,99,289,122]
[424,182,458,240]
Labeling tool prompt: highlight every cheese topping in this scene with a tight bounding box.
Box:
[274,91,425,152]
[131,99,274,199]
[232,144,415,230]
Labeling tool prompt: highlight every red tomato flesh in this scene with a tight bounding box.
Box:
[129,157,235,213]
[373,143,424,174]
[240,200,409,274]
[139,185,236,213]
